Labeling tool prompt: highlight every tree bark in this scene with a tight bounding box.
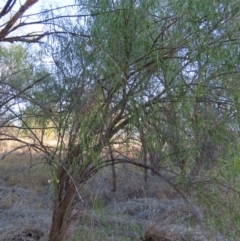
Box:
[48,168,76,241]
[139,126,148,182]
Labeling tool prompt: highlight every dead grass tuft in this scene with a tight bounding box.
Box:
[142,225,185,241]
[2,228,44,241]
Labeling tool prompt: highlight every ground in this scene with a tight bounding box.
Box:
[0,152,231,241]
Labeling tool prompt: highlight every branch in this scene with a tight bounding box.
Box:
[0,0,39,41]
[1,31,91,43]
[0,0,17,18]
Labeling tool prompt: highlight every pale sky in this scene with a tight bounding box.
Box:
[19,0,76,13]
[1,0,78,39]
[1,0,77,16]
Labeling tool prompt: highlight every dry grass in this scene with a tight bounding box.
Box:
[73,168,228,241]
[0,149,234,241]
[0,177,229,241]
[142,225,185,241]
[0,151,51,191]
[0,145,53,241]
[2,228,44,241]
[0,189,52,240]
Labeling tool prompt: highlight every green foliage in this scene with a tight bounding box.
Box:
[42,1,240,237]
[4,0,240,240]
[0,45,36,89]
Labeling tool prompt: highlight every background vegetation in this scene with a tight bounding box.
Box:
[1,0,240,240]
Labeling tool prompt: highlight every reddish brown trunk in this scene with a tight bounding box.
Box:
[48,175,76,241]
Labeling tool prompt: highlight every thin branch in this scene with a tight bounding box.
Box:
[0,0,39,41]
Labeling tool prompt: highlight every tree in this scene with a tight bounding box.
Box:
[0,0,45,43]
[38,0,240,240]
[2,0,240,240]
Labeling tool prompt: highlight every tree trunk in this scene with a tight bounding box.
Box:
[143,145,148,182]
[139,126,148,182]
[48,169,76,241]
[108,142,116,192]
[111,158,116,192]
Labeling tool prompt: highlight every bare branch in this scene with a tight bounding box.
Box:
[0,0,17,18]
[0,0,39,41]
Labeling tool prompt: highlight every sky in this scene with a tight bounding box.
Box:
[18,0,76,13]
[2,0,77,18]
[0,0,78,118]
[1,0,77,37]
